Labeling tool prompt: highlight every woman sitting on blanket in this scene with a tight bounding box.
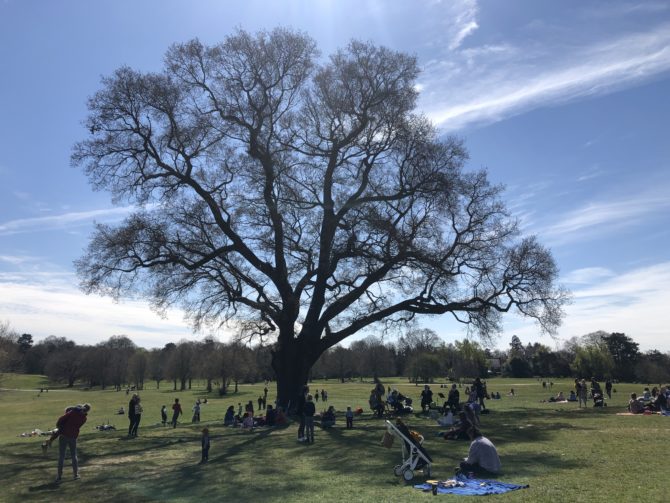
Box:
[457,427,501,476]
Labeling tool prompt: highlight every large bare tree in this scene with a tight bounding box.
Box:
[73,28,567,409]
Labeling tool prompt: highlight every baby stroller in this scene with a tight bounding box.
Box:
[592,391,606,407]
[385,420,433,481]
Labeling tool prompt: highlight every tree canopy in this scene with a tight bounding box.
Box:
[72,28,568,406]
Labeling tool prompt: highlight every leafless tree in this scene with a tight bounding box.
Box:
[73,28,567,408]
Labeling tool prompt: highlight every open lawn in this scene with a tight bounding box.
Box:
[0,374,666,502]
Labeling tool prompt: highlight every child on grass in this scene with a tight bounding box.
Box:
[345,406,354,429]
[200,427,210,463]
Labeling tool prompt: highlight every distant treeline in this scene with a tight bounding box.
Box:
[1,322,668,389]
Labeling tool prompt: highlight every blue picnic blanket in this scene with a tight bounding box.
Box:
[415,474,528,495]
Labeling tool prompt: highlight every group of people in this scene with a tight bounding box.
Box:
[628,385,669,414]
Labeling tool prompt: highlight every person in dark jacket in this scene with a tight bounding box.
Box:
[55,403,90,483]
[296,385,309,441]
[171,398,183,428]
[303,394,316,444]
[128,394,138,436]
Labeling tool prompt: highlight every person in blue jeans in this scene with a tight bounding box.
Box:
[54,403,91,483]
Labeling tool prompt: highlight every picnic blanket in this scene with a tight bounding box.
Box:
[415,474,528,496]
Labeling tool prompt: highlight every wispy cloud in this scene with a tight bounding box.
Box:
[562,267,615,285]
[0,255,42,266]
[540,191,670,246]
[576,165,607,182]
[421,23,670,131]
[0,206,136,236]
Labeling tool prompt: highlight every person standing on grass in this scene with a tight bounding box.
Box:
[345,406,354,429]
[297,385,309,442]
[192,400,201,423]
[128,394,138,436]
[161,405,168,426]
[200,427,210,463]
[130,396,143,437]
[303,394,316,444]
[54,403,90,483]
[578,379,588,408]
[605,379,613,400]
[172,398,183,428]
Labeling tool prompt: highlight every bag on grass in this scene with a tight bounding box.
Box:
[381,431,394,448]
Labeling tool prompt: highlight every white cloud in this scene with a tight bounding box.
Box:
[541,192,670,246]
[500,262,670,352]
[0,271,229,348]
[0,206,136,236]
[562,267,615,285]
[421,23,670,131]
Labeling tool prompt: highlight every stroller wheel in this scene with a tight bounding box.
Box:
[393,464,404,477]
[402,469,414,481]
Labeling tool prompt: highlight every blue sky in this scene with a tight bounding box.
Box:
[1,0,668,351]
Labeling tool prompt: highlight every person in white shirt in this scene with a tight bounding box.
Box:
[458,427,501,476]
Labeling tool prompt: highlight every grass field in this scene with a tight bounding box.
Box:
[0,374,666,502]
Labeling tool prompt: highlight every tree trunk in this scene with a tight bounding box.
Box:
[272,338,315,414]
[206,378,212,393]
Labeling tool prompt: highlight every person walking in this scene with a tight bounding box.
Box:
[171,398,183,428]
[161,405,168,426]
[54,403,91,483]
[130,396,143,437]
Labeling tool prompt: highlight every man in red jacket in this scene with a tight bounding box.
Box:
[55,403,90,483]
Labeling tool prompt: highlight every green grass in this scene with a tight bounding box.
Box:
[0,374,666,502]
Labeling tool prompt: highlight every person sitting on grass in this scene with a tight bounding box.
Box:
[265,405,276,427]
[443,411,473,440]
[275,406,287,426]
[457,427,501,477]
[445,383,460,413]
[242,412,254,430]
[628,393,645,414]
[568,390,577,402]
[224,405,236,426]
[321,406,336,428]
[648,387,668,412]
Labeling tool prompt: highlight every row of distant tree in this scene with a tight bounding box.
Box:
[0,321,668,390]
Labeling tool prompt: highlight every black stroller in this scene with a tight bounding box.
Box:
[592,390,606,407]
